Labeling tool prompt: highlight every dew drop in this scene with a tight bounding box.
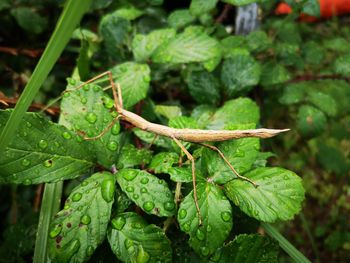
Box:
[72,192,82,202]
[93,85,101,92]
[80,215,91,225]
[164,201,175,211]
[111,216,126,231]
[85,112,97,124]
[141,187,148,193]
[66,239,80,258]
[221,211,231,222]
[126,186,134,192]
[140,177,149,184]
[102,97,114,109]
[196,228,205,241]
[133,194,139,199]
[21,159,31,167]
[107,141,118,151]
[182,223,190,232]
[101,178,115,202]
[81,181,89,187]
[23,179,32,185]
[200,246,210,257]
[143,201,155,212]
[235,149,245,157]
[81,97,87,104]
[178,209,187,219]
[43,159,53,168]
[206,225,212,232]
[86,245,94,257]
[62,131,72,139]
[68,78,77,86]
[49,224,62,238]
[83,84,90,91]
[111,123,120,135]
[111,111,118,118]
[158,179,164,184]
[64,204,70,210]
[38,139,48,149]
[63,92,70,98]
[26,122,32,128]
[123,171,137,181]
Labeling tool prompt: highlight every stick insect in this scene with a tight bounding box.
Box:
[64,71,289,225]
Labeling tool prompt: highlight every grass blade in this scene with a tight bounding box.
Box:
[0,0,92,153]
[261,222,312,263]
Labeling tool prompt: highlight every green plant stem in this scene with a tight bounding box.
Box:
[299,212,320,262]
[33,182,63,263]
[0,0,92,153]
[261,222,312,263]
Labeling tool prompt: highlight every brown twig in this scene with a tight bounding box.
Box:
[216,4,233,23]
[0,92,60,115]
[0,46,43,58]
[286,74,350,84]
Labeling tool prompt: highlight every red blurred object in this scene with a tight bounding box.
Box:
[275,0,350,22]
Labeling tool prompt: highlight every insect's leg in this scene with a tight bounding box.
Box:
[83,115,121,141]
[200,143,258,188]
[172,136,202,226]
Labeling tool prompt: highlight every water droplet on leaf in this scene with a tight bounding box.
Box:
[140,177,149,184]
[62,132,72,139]
[164,201,175,211]
[43,159,53,168]
[123,171,137,181]
[133,194,139,199]
[72,192,82,202]
[178,209,187,219]
[101,178,115,202]
[200,246,210,257]
[23,179,32,185]
[86,245,94,256]
[126,186,134,192]
[81,97,87,104]
[143,201,155,212]
[21,159,31,167]
[141,187,148,193]
[221,211,231,222]
[182,222,190,232]
[85,112,97,124]
[107,141,118,151]
[38,139,48,149]
[80,215,91,225]
[112,216,126,230]
[196,228,205,241]
[49,224,62,238]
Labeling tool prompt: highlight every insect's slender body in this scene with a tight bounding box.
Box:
[120,108,289,142]
[71,71,290,225]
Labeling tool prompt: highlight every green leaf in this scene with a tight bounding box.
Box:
[169,116,199,150]
[110,62,151,108]
[279,83,307,105]
[178,183,233,257]
[189,0,218,16]
[186,70,221,105]
[108,212,172,262]
[60,79,121,168]
[297,105,327,137]
[306,90,337,117]
[167,9,196,29]
[116,144,152,169]
[48,172,116,263]
[99,13,130,60]
[221,52,261,96]
[260,62,291,87]
[148,152,179,174]
[191,105,216,129]
[132,28,176,62]
[11,7,48,34]
[225,167,305,222]
[154,105,182,120]
[113,6,144,20]
[214,234,279,263]
[117,169,176,217]
[323,38,349,53]
[302,41,325,65]
[203,124,260,184]
[207,98,260,130]
[221,36,246,58]
[333,55,350,76]
[168,166,194,183]
[276,43,302,67]
[152,26,221,65]
[0,110,94,184]
[222,0,257,5]
[133,128,172,149]
[246,31,271,53]
[302,0,320,17]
